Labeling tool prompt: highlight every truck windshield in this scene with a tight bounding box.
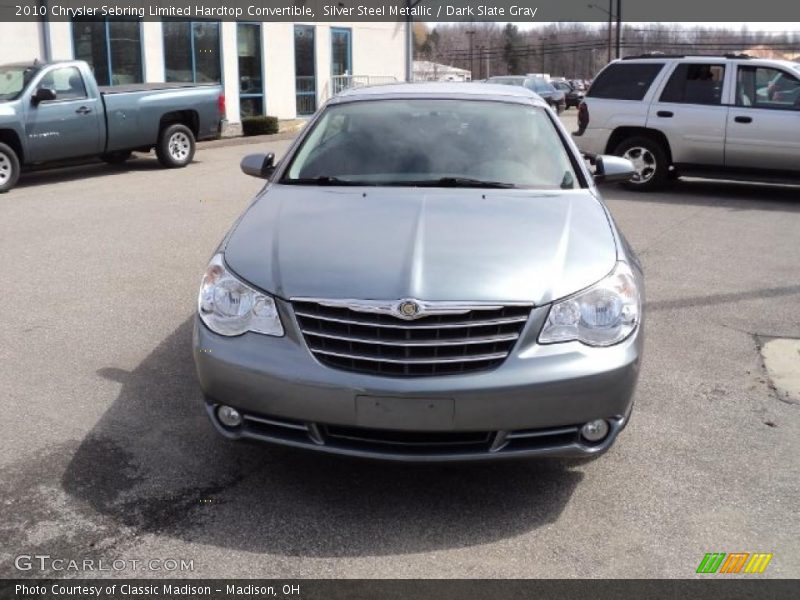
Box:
[0,65,39,102]
[282,99,578,189]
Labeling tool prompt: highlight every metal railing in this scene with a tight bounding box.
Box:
[330,75,399,96]
[300,75,400,116]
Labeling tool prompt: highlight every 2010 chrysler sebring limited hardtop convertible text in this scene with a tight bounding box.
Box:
[193,83,643,461]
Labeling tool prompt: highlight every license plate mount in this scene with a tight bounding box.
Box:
[354,395,455,430]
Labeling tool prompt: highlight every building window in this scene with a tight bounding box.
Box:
[72,20,143,86]
[294,25,316,116]
[238,23,263,117]
[163,21,221,84]
[330,28,352,77]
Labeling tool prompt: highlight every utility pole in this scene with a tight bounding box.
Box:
[616,0,622,58]
[466,26,476,80]
[607,0,613,63]
[540,40,545,73]
[405,0,424,82]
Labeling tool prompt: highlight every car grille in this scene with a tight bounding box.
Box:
[292,300,532,377]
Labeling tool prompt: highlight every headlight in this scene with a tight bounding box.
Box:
[198,254,283,337]
[539,262,640,347]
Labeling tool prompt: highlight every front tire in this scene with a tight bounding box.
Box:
[0,142,21,193]
[613,136,669,191]
[156,124,195,168]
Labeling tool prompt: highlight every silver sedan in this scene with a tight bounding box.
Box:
[193,83,642,461]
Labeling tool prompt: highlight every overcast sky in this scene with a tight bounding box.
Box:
[512,22,799,32]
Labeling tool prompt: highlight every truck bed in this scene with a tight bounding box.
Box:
[99,82,219,95]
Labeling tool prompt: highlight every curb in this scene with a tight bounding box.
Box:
[198,131,301,150]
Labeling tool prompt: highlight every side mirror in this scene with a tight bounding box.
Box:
[592,154,635,184]
[32,87,57,104]
[240,152,276,179]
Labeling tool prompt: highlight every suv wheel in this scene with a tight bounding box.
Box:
[613,136,669,191]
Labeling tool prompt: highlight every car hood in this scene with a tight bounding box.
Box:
[223,185,617,305]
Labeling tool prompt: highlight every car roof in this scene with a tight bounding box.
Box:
[618,55,799,68]
[332,82,547,107]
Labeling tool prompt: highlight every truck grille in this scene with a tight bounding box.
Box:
[292,300,532,377]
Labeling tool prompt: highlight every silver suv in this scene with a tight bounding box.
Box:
[573,54,800,190]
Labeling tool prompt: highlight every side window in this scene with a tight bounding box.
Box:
[659,64,725,105]
[587,63,664,101]
[737,66,800,110]
[37,67,87,101]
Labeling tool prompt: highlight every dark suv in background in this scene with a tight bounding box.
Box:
[487,76,566,113]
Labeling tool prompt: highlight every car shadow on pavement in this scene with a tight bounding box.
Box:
[61,318,583,558]
[16,156,185,189]
[612,179,800,213]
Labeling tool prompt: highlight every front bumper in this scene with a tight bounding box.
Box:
[193,302,642,461]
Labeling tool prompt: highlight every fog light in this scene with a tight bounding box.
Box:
[217,405,242,428]
[581,419,609,443]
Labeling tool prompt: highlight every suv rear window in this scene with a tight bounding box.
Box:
[587,63,664,100]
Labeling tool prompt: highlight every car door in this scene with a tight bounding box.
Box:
[725,65,800,172]
[23,66,103,162]
[646,62,729,166]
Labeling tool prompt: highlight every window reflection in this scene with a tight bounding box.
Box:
[164,21,220,84]
[294,25,316,115]
[238,23,264,117]
[331,28,351,77]
[72,20,142,86]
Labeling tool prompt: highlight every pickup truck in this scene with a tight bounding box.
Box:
[0,60,223,193]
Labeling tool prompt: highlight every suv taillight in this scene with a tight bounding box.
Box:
[218,93,226,118]
[577,101,589,133]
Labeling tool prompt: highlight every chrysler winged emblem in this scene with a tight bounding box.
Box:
[396,299,421,320]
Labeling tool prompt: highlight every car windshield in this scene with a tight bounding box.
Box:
[283,99,578,189]
[0,64,39,102]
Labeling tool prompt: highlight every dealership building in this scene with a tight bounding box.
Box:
[0,20,407,128]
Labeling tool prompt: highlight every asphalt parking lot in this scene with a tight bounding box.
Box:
[1,120,798,579]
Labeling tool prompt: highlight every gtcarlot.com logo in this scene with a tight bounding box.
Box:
[14,554,194,572]
[696,552,773,574]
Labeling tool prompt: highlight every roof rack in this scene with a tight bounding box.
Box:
[622,53,752,60]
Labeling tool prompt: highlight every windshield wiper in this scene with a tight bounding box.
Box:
[283,176,369,186]
[284,176,516,189]
[402,177,516,189]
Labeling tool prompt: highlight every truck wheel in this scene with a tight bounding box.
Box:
[0,143,21,193]
[101,151,132,165]
[613,136,669,191]
[156,124,195,168]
